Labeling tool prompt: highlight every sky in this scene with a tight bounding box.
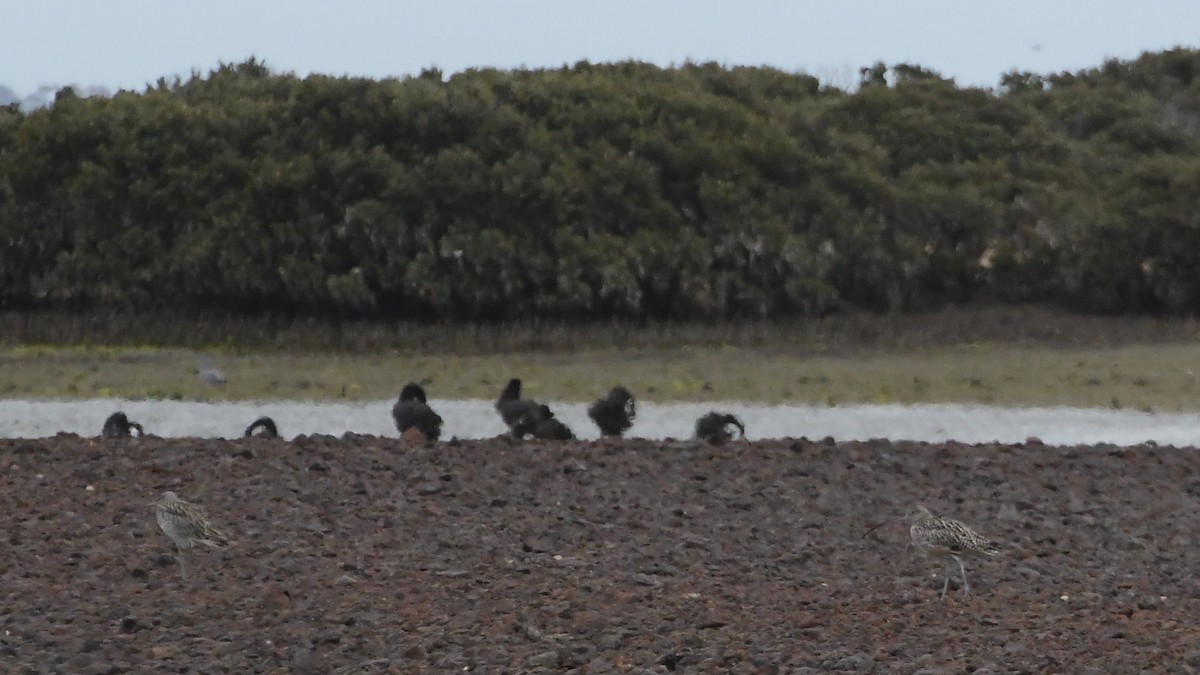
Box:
[2,1,1199,99]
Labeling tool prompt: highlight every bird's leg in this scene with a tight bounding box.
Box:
[176,546,189,582]
[955,555,970,597]
[939,559,951,600]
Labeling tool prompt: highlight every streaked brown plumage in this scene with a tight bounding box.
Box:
[154,491,229,580]
[909,504,1000,600]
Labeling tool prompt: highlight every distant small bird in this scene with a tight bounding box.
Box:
[512,403,574,440]
[392,382,443,441]
[197,357,228,386]
[243,416,279,439]
[694,411,745,444]
[909,504,1001,600]
[496,378,535,430]
[588,385,637,437]
[496,378,563,438]
[153,491,230,580]
[101,411,143,438]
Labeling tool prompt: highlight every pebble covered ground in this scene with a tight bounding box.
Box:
[3,433,1200,673]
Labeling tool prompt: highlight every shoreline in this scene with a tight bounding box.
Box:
[4,398,1197,446]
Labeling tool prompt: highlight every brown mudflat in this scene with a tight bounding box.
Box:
[2,433,1198,672]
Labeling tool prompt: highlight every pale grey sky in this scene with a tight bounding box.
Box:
[3,1,1198,97]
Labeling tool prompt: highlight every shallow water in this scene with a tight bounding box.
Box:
[1,398,1197,446]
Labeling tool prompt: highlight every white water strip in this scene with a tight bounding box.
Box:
[1,399,1197,446]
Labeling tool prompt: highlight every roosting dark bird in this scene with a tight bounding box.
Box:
[243,416,279,439]
[496,378,573,439]
[587,385,637,437]
[101,412,144,439]
[392,382,443,441]
[694,411,745,444]
[496,378,540,434]
[513,403,575,440]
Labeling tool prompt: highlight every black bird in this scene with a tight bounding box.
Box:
[101,411,144,438]
[392,382,443,441]
[512,403,575,440]
[694,411,745,444]
[496,378,574,439]
[587,385,637,437]
[244,416,279,439]
[495,378,543,435]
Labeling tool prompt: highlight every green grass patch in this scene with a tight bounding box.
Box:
[4,342,1200,410]
[4,305,1200,407]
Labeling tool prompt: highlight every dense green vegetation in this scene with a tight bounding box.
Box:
[2,50,1199,321]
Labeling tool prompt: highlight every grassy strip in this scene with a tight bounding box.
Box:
[3,305,1199,408]
[3,342,1200,411]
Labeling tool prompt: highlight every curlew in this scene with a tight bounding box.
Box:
[909,504,1000,600]
[153,491,230,580]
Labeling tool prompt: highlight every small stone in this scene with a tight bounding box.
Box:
[524,651,560,668]
[417,482,442,495]
[632,573,663,587]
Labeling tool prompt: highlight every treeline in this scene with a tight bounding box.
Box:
[2,51,1200,320]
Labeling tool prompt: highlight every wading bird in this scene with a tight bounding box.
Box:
[152,491,230,581]
[908,504,1001,600]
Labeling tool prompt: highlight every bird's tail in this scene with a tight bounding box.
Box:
[499,378,521,402]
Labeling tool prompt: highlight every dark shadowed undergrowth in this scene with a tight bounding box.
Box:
[3,305,1197,354]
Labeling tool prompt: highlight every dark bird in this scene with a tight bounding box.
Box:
[392,382,443,441]
[496,378,532,427]
[496,378,573,439]
[588,385,637,437]
[694,411,745,444]
[243,416,279,439]
[495,378,543,436]
[513,403,575,440]
[101,411,143,438]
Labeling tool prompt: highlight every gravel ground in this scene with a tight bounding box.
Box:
[3,433,1200,673]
